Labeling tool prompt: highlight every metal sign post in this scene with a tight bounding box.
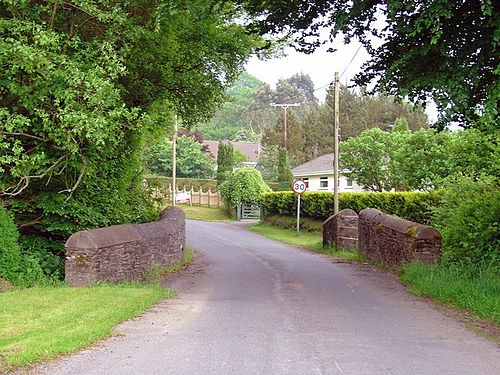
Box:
[291,179,307,234]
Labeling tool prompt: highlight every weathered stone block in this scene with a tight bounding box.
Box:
[65,207,185,286]
[358,208,441,269]
[323,209,358,251]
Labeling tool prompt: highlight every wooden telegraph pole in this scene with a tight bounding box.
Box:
[270,103,300,150]
[333,72,340,215]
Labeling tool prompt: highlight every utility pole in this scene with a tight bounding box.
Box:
[333,72,340,215]
[172,114,178,207]
[270,103,300,150]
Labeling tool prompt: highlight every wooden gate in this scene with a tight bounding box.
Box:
[237,203,261,220]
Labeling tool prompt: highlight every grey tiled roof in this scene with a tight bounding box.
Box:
[292,153,334,175]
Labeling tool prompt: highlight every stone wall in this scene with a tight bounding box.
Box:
[322,209,358,251]
[65,207,185,286]
[358,208,441,269]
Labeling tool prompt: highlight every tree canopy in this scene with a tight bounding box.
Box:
[238,0,499,129]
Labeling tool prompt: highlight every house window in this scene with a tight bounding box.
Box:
[320,176,328,188]
[346,179,353,188]
[302,178,309,188]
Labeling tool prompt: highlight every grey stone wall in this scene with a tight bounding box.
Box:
[358,208,441,269]
[323,209,358,251]
[65,207,185,286]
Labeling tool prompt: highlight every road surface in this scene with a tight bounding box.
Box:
[31,220,499,375]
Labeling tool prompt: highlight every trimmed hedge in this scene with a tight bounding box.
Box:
[260,191,442,225]
[0,205,22,284]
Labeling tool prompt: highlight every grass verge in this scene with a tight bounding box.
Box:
[178,204,233,221]
[0,284,171,371]
[144,244,195,283]
[249,223,361,262]
[400,263,500,327]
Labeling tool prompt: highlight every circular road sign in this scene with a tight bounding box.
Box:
[291,179,307,194]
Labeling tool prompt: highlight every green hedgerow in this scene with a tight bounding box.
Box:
[0,204,22,285]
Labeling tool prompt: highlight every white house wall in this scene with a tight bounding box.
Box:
[295,173,364,193]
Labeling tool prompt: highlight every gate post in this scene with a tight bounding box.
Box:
[236,204,242,220]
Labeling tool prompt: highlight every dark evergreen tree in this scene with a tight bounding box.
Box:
[216,142,235,185]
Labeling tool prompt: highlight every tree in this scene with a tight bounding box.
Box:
[219,168,271,207]
[340,128,394,191]
[0,1,263,280]
[240,0,499,128]
[277,148,294,190]
[146,136,215,179]
[216,142,235,184]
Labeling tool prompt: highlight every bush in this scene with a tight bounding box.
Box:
[260,191,441,224]
[0,205,22,285]
[219,168,271,207]
[432,176,499,272]
[263,215,323,232]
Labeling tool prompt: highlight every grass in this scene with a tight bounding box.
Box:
[249,223,361,262]
[144,244,195,283]
[178,204,233,221]
[400,263,500,326]
[0,284,172,371]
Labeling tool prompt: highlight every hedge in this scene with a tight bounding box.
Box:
[0,205,22,285]
[260,191,442,225]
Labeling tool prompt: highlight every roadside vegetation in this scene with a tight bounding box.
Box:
[179,205,234,222]
[0,284,171,371]
[250,223,361,262]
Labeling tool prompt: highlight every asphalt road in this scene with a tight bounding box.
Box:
[32,220,499,375]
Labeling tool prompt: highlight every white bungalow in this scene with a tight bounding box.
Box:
[292,153,364,192]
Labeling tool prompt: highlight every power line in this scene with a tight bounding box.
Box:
[314,43,363,93]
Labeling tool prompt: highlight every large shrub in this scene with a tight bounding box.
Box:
[432,176,499,272]
[260,191,441,224]
[219,168,271,207]
[0,205,22,284]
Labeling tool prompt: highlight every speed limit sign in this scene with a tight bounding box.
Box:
[292,179,307,194]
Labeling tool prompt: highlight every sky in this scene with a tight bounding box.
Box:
[245,37,439,123]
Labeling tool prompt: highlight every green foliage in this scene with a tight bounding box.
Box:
[241,0,499,128]
[277,148,294,190]
[0,1,262,281]
[432,176,500,272]
[341,128,500,192]
[216,142,235,184]
[219,168,271,207]
[260,191,441,224]
[263,215,323,232]
[401,263,500,325]
[0,205,22,285]
[146,136,215,179]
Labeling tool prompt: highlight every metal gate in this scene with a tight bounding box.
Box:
[237,203,261,220]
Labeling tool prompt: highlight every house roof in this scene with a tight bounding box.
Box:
[292,153,334,175]
[203,140,261,163]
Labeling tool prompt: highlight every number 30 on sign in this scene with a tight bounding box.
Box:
[292,179,307,194]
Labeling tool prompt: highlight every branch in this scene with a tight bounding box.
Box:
[0,131,49,142]
[1,155,67,197]
[58,153,87,201]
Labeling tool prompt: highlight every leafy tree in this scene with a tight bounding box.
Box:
[240,0,499,128]
[277,148,294,190]
[216,142,235,184]
[219,167,271,206]
[341,128,500,191]
[0,0,263,279]
[197,72,266,140]
[146,136,215,179]
[340,128,394,191]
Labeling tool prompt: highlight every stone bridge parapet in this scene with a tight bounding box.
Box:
[358,208,441,269]
[65,207,185,286]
